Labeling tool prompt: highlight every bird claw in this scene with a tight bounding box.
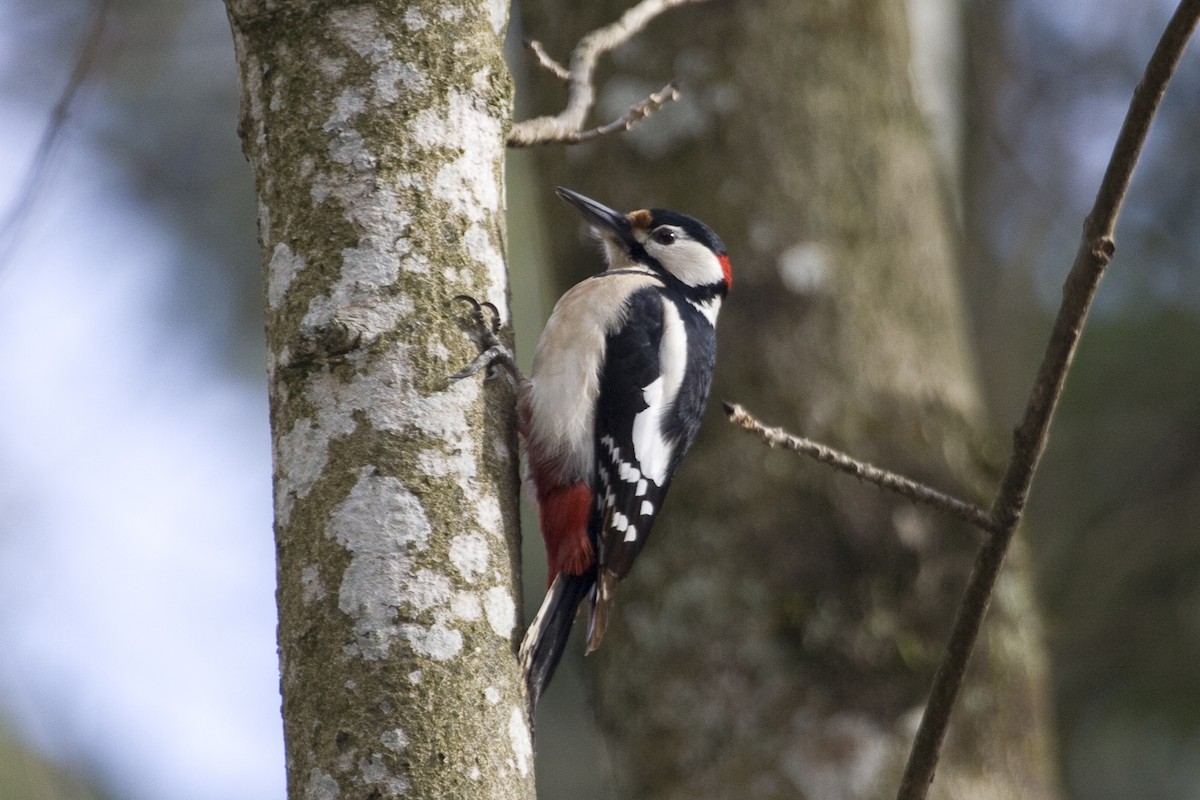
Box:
[453,295,502,339]
[451,295,524,385]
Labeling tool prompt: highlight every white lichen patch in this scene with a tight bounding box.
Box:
[398,621,463,660]
[374,61,429,105]
[330,7,390,63]
[304,768,340,800]
[508,707,532,777]
[409,90,503,225]
[463,222,502,272]
[268,242,305,310]
[449,533,489,582]
[330,470,434,659]
[488,0,506,33]
[360,348,479,438]
[359,753,387,783]
[441,6,464,22]
[301,564,327,604]
[407,670,422,684]
[328,4,431,113]
[381,728,409,752]
[276,417,349,526]
[416,443,476,503]
[360,753,409,795]
[397,568,452,612]
[451,590,482,621]
[327,129,375,171]
[484,586,516,639]
[325,88,367,131]
[402,251,431,273]
[301,183,419,344]
[317,55,347,81]
[484,686,500,705]
[279,339,483,541]
[470,67,492,95]
[403,7,428,30]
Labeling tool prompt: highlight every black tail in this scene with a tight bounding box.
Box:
[519,572,594,715]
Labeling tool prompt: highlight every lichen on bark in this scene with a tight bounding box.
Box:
[224,1,530,798]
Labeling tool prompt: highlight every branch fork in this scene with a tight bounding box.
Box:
[507,0,706,147]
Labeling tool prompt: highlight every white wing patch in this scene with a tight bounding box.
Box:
[630,299,687,486]
[631,376,669,485]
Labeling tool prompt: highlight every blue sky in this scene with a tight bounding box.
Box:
[0,6,283,799]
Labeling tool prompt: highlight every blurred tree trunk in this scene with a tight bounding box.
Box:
[520,0,1058,797]
[225,2,533,799]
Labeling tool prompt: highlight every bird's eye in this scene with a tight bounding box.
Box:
[652,228,677,245]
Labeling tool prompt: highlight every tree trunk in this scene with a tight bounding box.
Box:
[224,2,533,798]
[519,0,1059,797]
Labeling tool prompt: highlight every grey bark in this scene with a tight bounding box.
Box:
[224,2,533,798]
[520,0,1059,797]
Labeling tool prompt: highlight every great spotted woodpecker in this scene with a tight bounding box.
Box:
[456,188,731,713]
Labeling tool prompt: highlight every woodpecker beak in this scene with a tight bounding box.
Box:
[556,187,636,247]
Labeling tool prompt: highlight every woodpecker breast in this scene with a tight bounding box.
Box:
[521,270,665,484]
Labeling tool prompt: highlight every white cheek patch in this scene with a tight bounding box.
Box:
[656,241,726,288]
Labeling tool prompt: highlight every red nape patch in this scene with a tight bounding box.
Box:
[538,482,594,586]
[719,254,733,289]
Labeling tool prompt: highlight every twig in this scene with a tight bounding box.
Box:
[723,403,996,534]
[525,39,570,82]
[0,0,111,271]
[521,82,680,147]
[507,0,706,147]
[897,4,1200,798]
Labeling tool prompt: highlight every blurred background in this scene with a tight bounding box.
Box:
[0,1,1196,799]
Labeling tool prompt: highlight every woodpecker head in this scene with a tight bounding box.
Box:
[556,187,732,297]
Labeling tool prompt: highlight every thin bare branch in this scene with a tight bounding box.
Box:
[525,38,570,82]
[516,82,679,147]
[724,403,996,533]
[0,0,110,271]
[507,0,706,147]
[897,2,1200,798]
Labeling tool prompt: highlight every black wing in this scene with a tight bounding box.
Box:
[592,287,672,581]
[586,289,719,651]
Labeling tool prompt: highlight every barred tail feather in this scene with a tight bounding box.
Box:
[519,572,594,715]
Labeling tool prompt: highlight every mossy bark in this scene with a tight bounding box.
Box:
[225,2,532,798]
[520,0,1058,797]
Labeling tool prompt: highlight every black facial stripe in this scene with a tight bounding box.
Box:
[647,209,727,256]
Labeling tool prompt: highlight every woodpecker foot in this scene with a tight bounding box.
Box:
[451,295,524,385]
